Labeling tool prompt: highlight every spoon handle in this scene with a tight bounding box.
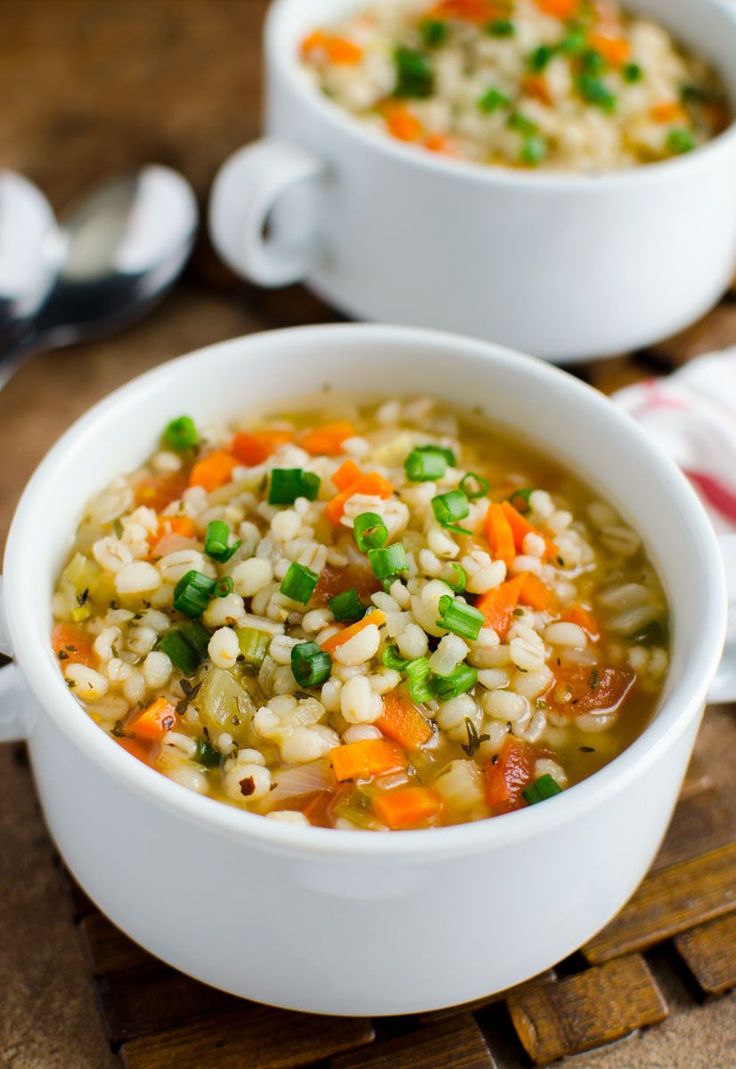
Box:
[0,331,40,390]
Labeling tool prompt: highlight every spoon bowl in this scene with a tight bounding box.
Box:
[0,172,59,350]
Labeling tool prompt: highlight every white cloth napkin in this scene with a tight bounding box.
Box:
[613,349,736,535]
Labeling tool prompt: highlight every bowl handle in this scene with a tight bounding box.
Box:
[0,577,35,742]
[709,534,736,703]
[208,139,325,287]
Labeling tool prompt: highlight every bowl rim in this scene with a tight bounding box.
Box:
[266,0,736,192]
[4,323,726,859]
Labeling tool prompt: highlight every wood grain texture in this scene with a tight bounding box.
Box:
[330,1015,494,1069]
[650,787,736,873]
[583,843,736,964]
[675,913,736,996]
[506,955,668,1064]
[120,1006,374,1069]
[79,915,155,977]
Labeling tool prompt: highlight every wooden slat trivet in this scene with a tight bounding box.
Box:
[675,914,736,996]
[506,955,668,1065]
[330,1015,495,1069]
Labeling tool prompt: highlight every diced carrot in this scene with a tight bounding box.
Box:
[154,515,197,543]
[325,472,395,525]
[300,422,356,457]
[332,459,364,492]
[485,503,516,566]
[373,787,444,829]
[500,501,536,552]
[321,609,386,654]
[298,786,350,828]
[475,574,527,638]
[561,603,601,640]
[376,692,433,750]
[383,102,424,143]
[114,736,153,765]
[231,430,292,467]
[424,133,456,155]
[52,623,95,668]
[650,101,687,124]
[588,31,630,65]
[485,737,535,812]
[431,0,504,23]
[549,663,635,716]
[128,698,178,742]
[330,739,408,782]
[189,450,238,492]
[522,74,552,105]
[536,0,578,18]
[519,572,556,612]
[301,30,363,65]
[134,471,188,512]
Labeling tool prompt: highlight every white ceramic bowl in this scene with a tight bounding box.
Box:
[208,0,736,363]
[1,325,734,1015]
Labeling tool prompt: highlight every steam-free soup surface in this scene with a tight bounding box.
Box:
[52,396,668,830]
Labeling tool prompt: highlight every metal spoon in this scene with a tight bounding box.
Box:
[0,171,60,352]
[0,165,199,388]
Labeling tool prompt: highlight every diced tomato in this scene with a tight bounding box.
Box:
[548,663,635,716]
[313,565,381,605]
[484,737,536,813]
[134,471,188,512]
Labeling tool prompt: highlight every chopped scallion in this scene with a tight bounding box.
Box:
[460,473,490,500]
[432,663,478,700]
[444,563,467,594]
[432,489,470,528]
[421,18,447,47]
[624,62,643,83]
[382,645,410,671]
[157,621,209,674]
[280,562,319,604]
[521,134,548,165]
[268,468,320,505]
[578,74,617,111]
[487,18,515,37]
[406,656,434,704]
[354,512,388,552]
[163,415,198,451]
[368,543,409,579]
[508,487,533,513]
[507,112,538,135]
[173,570,216,618]
[404,447,447,482]
[393,46,434,99]
[204,520,241,563]
[291,641,332,688]
[329,588,366,623]
[436,594,484,642]
[529,44,555,70]
[666,128,695,155]
[478,87,510,113]
[522,774,563,805]
[236,627,272,668]
[215,576,234,598]
[194,737,221,768]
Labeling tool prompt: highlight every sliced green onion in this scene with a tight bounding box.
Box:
[194,737,221,768]
[487,18,514,37]
[236,627,272,668]
[624,62,643,83]
[393,46,434,99]
[368,543,409,579]
[581,48,605,75]
[382,645,410,671]
[406,657,434,704]
[508,487,533,513]
[436,595,484,642]
[529,44,554,70]
[157,622,209,675]
[354,512,388,552]
[291,641,332,688]
[521,134,547,166]
[421,18,447,47]
[173,570,216,618]
[507,112,538,135]
[432,490,470,528]
[163,415,198,451]
[280,562,319,604]
[268,468,320,505]
[578,75,617,111]
[444,523,474,536]
[443,563,467,594]
[666,128,696,155]
[419,443,456,465]
[405,448,446,482]
[560,28,586,54]
[681,83,708,104]
[460,473,490,500]
[631,619,666,646]
[215,576,234,598]
[329,589,366,623]
[204,520,241,563]
[478,87,510,114]
[522,774,563,805]
[432,664,478,700]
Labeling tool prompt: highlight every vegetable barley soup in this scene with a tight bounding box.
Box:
[53,397,669,831]
[301,0,730,172]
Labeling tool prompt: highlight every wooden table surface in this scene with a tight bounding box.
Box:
[1,3,735,1068]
